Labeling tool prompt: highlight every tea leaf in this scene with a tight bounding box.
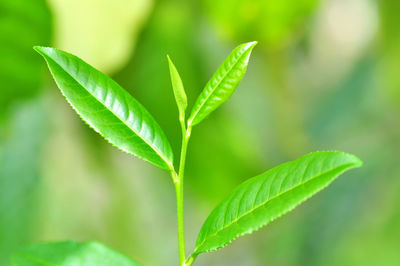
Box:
[188,41,257,126]
[34,47,174,170]
[11,241,140,266]
[192,151,362,255]
[167,55,187,120]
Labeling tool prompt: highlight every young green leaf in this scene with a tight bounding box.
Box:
[191,151,362,256]
[187,41,257,127]
[34,47,174,170]
[167,55,187,120]
[11,241,140,266]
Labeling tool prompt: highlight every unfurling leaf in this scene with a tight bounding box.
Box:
[11,241,141,266]
[192,151,362,255]
[167,55,187,120]
[188,41,257,126]
[34,47,174,170]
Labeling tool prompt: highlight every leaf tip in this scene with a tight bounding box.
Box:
[33,46,54,58]
[245,41,258,50]
[330,151,363,168]
[350,154,363,168]
[33,45,44,54]
[166,54,174,67]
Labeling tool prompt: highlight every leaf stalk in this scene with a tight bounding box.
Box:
[172,116,192,265]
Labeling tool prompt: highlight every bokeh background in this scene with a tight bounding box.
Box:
[1,0,399,265]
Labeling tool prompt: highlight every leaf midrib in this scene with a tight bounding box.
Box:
[195,162,355,252]
[189,45,249,125]
[44,52,172,169]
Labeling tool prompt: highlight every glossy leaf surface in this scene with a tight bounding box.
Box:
[167,55,187,120]
[193,151,362,255]
[188,41,257,126]
[11,241,140,266]
[34,47,174,170]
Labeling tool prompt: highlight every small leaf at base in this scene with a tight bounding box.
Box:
[11,241,141,266]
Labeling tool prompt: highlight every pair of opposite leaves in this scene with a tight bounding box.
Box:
[15,43,362,265]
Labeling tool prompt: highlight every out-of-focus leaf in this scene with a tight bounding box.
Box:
[188,41,257,126]
[35,47,174,170]
[0,0,51,115]
[191,151,362,255]
[167,55,187,120]
[307,58,375,141]
[0,100,47,264]
[11,241,141,266]
[48,0,152,73]
[202,0,319,47]
[379,0,400,105]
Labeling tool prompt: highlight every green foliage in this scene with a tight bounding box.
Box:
[11,241,140,266]
[188,41,257,126]
[0,0,51,115]
[167,55,188,121]
[34,46,174,170]
[31,42,362,266]
[191,151,362,256]
[0,101,47,264]
[202,0,319,47]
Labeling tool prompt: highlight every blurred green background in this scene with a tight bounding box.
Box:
[1,0,399,265]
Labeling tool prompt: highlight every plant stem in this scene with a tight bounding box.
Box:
[174,176,186,265]
[173,117,192,266]
[185,254,197,266]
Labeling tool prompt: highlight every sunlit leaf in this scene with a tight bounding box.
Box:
[167,55,187,120]
[34,47,174,170]
[11,241,141,266]
[188,41,257,126]
[192,151,362,255]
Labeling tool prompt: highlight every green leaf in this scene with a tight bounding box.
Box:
[188,41,257,126]
[192,151,362,255]
[34,46,174,170]
[11,241,141,266]
[167,55,187,120]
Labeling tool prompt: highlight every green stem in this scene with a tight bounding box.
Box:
[174,176,186,265]
[173,117,192,266]
[185,254,197,266]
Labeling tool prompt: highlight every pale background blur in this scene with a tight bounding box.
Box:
[1,0,399,265]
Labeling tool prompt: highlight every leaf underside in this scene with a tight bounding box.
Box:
[193,151,362,255]
[34,47,173,170]
[11,241,141,266]
[188,41,257,126]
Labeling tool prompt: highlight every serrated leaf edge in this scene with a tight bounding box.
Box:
[188,41,257,126]
[34,46,174,170]
[193,151,362,254]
